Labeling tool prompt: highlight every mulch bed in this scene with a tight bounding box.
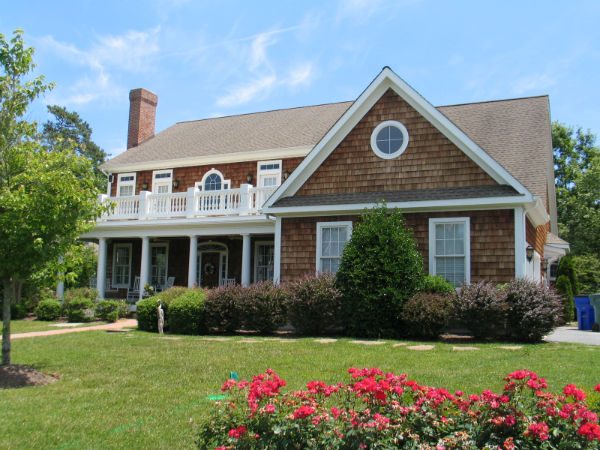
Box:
[0,364,59,389]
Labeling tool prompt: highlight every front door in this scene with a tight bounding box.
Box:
[200,252,220,288]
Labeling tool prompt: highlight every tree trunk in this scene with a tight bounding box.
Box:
[13,279,22,304]
[2,277,12,366]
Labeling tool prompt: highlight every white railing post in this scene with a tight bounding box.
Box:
[186,187,196,218]
[239,184,251,215]
[139,191,150,220]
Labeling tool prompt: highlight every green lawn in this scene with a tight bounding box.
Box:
[8,320,107,334]
[1,330,599,450]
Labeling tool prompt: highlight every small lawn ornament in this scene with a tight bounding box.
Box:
[157,299,164,335]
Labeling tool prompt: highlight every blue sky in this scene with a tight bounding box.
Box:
[2,0,599,158]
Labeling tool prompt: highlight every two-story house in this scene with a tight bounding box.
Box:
[82,67,568,301]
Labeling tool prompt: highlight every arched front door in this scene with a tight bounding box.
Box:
[197,242,228,288]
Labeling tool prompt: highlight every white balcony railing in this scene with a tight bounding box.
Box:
[99,184,277,221]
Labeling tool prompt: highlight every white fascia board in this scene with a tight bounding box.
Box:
[101,146,312,173]
[263,195,533,217]
[525,197,550,227]
[265,67,532,209]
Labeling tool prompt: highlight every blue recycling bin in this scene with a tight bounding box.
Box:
[574,296,594,330]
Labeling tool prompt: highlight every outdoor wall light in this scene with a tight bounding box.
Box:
[172,179,179,189]
[526,246,534,262]
[141,181,149,190]
[246,172,253,184]
[283,170,291,180]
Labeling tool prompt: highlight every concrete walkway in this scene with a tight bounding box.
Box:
[3,319,137,340]
[545,326,600,346]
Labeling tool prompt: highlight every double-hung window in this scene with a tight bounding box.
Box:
[152,169,172,194]
[316,221,352,274]
[112,243,132,288]
[254,241,274,282]
[117,173,136,197]
[429,217,470,287]
[150,243,168,288]
[257,160,282,188]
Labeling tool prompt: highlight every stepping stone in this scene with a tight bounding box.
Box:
[407,345,435,351]
[314,338,337,343]
[452,346,479,351]
[350,340,386,345]
[393,343,407,347]
[269,339,297,342]
[201,337,232,341]
[238,339,261,343]
[497,345,522,350]
[160,336,181,340]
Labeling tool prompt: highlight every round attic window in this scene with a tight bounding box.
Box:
[370,120,409,159]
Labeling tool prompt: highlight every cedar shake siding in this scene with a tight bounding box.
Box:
[526,218,549,258]
[280,209,515,283]
[110,157,303,197]
[295,89,498,196]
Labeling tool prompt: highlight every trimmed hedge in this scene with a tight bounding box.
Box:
[239,282,287,333]
[168,290,207,335]
[66,297,94,322]
[420,275,455,295]
[35,299,62,321]
[205,284,244,333]
[95,300,126,322]
[286,273,342,335]
[453,282,507,339]
[136,287,189,332]
[401,292,452,339]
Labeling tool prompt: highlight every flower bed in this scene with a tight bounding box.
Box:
[198,368,600,450]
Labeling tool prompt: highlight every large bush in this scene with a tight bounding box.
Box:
[238,282,287,333]
[337,205,424,338]
[34,299,62,321]
[205,284,244,333]
[419,274,455,294]
[555,274,575,322]
[505,278,563,342]
[199,368,600,450]
[286,273,343,335]
[66,297,95,322]
[135,287,189,332]
[168,290,207,335]
[400,292,452,339]
[453,281,508,339]
[573,254,600,294]
[95,300,126,322]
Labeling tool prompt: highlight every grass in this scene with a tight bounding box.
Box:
[1,330,599,450]
[7,320,108,334]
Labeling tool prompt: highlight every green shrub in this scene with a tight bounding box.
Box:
[555,274,575,322]
[286,273,343,336]
[337,205,424,338]
[557,255,578,295]
[168,290,207,335]
[420,275,455,294]
[0,303,27,320]
[66,297,95,322]
[453,282,508,339]
[572,254,600,294]
[63,287,98,305]
[400,292,452,339]
[35,299,62,321]
[505,278,563,342]
[95,300,126,322]
[136,287,187,332]
[238,282,287,333]
[205,284,243,333]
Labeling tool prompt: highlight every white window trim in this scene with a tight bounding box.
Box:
[152,169,173,194]
[112,243,132,288]
[370,120,409,160]
[428,217,471,286]
[254,240,275,282]
[315,221,353,274]
[150,242,169,288]
[257,160,282,187]
[196,168,230,191]
[117,173,136,197]
[197,241,229,287]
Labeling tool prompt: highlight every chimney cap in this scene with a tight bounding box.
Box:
[129,88,158,105]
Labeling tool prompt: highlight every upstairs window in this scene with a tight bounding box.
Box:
[117,173,136,197]
[429,217,470,287]
[370,121,409,159]
[196,169,230,191]
[257,160,282,188]
[152,169,172,194]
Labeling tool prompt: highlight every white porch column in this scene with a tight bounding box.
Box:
[188,235,198,287]
[514,207,526,279]
[97,238,107,299]
[140,237,150,301]
[273,217,282,284]
[56,256,65,300]
[241,233,251,286]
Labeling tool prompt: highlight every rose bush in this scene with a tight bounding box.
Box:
[198,368,600,450]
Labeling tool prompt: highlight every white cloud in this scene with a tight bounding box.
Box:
[249,32,276,71]
[286,62,314,87]
[512,72,557,96]
[217,75,277,107]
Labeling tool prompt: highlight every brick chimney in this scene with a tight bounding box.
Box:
[127,88,158,149]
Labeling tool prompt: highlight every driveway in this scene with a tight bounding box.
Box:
[545,326,600,346]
